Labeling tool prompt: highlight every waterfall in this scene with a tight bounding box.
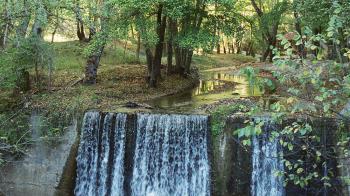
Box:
[131,114,210,196]
[75,112,126,196]
[110,113,127,196]
[251,123,285,196]
[75,112,210,196]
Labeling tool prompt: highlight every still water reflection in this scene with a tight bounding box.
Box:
[148,71,263,112]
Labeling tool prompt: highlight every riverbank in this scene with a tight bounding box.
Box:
[0,41,257,161]
[26,42,258,114]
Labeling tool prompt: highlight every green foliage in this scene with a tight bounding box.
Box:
[0,112,30,148]
[234,3,350,189]
[240,66,276,94]
[211,104,250,135]
[0,36,53,89]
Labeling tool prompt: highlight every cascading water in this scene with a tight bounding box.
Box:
[251,122,285,196]
[74,112,210,196]
[131,114,210,196]
[75,112,126,196]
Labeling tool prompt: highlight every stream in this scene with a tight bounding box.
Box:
[148,69,263,113]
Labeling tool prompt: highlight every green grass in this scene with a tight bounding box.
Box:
[193,53,256,70]
[52,41,255,74]
[53,41,86,72]
[52,41,146,74]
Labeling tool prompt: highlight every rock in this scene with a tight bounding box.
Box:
[125,101,153,109]
[337,101,350,196]
[125,101,139,108]
[340,101,350,117]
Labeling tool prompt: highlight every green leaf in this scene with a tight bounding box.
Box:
[297,168,304,174]
[323,103,330,112]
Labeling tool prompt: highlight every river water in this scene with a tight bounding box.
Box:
[148,70,262,113]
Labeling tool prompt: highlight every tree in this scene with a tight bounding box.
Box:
[74,0,87,41]
[83,0,110,84]
[251,0,288,62]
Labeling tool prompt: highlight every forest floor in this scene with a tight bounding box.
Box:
[16,41,257,114]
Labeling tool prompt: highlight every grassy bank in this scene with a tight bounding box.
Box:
[0,40,257,161]
[31,41,198,113]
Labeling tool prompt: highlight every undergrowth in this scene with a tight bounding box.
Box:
[211,104,250,136]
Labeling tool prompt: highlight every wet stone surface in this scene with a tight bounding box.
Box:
[0,114,78,196]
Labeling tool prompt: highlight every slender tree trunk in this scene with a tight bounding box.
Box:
[334,41,344,63]
[75,0,86,41]
[2,23,8,47]
[231,39,235,54]
[148,4,167,87]
[223,38,226,54]
[123,39,128,58]
[145,48,153,82]
[217,35,221,54]
[136,33,141,63]
[236,40,241,54]
[294,11,306,59]
[89,26,96,41]
[51,28,57,43]
[1,0,9,48]
[167,18,175,75]
[51,11,60,43]
[174,46,183,74]
[264,39,272,62]
[184,50,193,74]
[130,24,135,39]
[173,21,184,75]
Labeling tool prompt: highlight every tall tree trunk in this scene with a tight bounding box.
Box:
[75,0,86,41]
[136,33,141,63]
[174,46,183,74]
[145,47,153,82]
[51,10,60,43]
[231,39,235,54]
[223,38,226,54]
[167,42,174,75]
[251,0,283,62]
[216,34,221,54]
[148,4,167,87]
[294,11,306,59]
[84,0,109,84]
[2,22,8,47]
[184,49,193,74]
[236,40,241,54]
[89,26,96,41]
[173,21,184,75]
[130,24,135,39]
[167,18,175,75]
[1,0,9,48]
